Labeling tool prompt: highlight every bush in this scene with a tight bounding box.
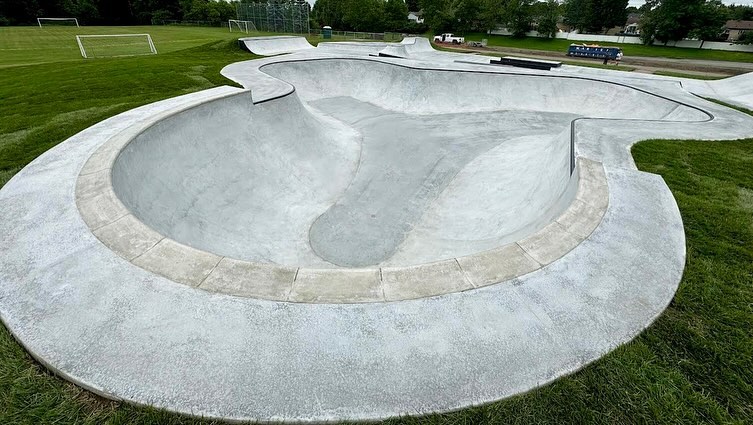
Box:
[737,31,753,44]
[393,21,429,34]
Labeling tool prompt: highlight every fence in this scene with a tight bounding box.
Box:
[236,2,309,34]
[490,28,753,53]
[309,29,403,41]
[153,19,229,28]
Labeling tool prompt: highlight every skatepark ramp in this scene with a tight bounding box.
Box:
[111,59,709,268]
[376,37,434,58]
[684,71,753,110]
[238,35,314,56]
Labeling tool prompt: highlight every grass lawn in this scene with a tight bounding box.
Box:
[462,33,753,63]
[654,71,726,80]
[1,25,753,424]
[703,97,753,116]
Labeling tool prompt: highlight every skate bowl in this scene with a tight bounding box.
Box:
[77,58,712,302]
[4,46,753,422]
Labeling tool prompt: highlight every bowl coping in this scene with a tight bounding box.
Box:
[74,89,608,304]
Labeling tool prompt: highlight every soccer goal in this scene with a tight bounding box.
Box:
[38,17,79,27]
[229,19,257,33]
[75,34,157,59]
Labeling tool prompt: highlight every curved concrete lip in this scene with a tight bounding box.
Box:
[2,39,753,422]
[77,58,633,303]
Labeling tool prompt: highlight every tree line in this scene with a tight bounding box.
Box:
[311,0,423,33]
[3,0,753,45]
[639,0,750,45]
[310,0,631,38]
[0,0,236,26]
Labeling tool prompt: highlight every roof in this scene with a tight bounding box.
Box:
[726,20,753,30]
[409,11,423,16]
[626,13,641,25]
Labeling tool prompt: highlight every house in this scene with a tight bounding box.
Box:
[724,20,753,41]
[408,11,424,24]
[622,13,641,35]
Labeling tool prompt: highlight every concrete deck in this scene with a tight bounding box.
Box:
[2,37,753,422]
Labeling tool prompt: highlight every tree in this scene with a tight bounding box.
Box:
[62,0,101,23]
[384,0,409,31]
[563,0,589,32]
[534,0,560,38]
[738,31,753,44]
[727,4,753,21]
[688,0,727,42]
[563,0,627,33]
[640,0,728,44]
[0,0,42,25]
[503,0,534,37]
[594,0,628,33]
[477,0,505,33]
[454,0,483,34]
[343,0,385,32]
[420,0,455,33]
[405,0,421,12]
[311,0,347,29]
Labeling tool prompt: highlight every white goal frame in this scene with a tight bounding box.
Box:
[75,34,158,59]
[229,19,257,33]
[38,17,79,27]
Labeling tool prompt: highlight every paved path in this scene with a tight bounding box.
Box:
[440,44,751,76]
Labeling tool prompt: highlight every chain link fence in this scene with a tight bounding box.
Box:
[236,2,309,34]
[308,29,403,41]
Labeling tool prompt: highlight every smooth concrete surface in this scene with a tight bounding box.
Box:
[110,58,706,270]
[3,36,753,422]
[683,72,753,110]
[86,111,608,301]
[239,35,314,56]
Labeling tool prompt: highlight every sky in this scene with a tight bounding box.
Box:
[302,1,753,6]
[301,0,753,7]
[628,0,753,5]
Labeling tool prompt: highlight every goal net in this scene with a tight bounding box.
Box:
[38,17,79,27]
[229,19,257,33]
[76,34,157,59]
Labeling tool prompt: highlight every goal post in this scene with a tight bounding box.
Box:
[229,19,257,33]
[38,17,79,27]
[75,34,157,59]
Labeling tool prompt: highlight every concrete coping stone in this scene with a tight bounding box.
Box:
[75,92,609,303]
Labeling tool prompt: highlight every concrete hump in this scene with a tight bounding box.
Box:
[377,37,435,58]
[239,36,314,56]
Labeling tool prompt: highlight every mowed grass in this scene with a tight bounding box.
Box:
[1,25,753,424]
[654,71,726,80]
[0,25,251,66]
[462,33,753,63]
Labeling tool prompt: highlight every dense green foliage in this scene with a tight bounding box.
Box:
[0,0,236,26]
[562,0,628,33]
[311,0,427,33]
[418,0,561,37]
[639,0,729,44]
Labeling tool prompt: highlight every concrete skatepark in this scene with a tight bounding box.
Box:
[2,36,753,422]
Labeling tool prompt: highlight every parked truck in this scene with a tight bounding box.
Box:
[433,33,465,44]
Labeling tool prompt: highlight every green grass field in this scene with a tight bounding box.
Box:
[463,33,753,63]
[1,25,753,424]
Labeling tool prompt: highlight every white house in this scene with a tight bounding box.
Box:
[408,11,424,24]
